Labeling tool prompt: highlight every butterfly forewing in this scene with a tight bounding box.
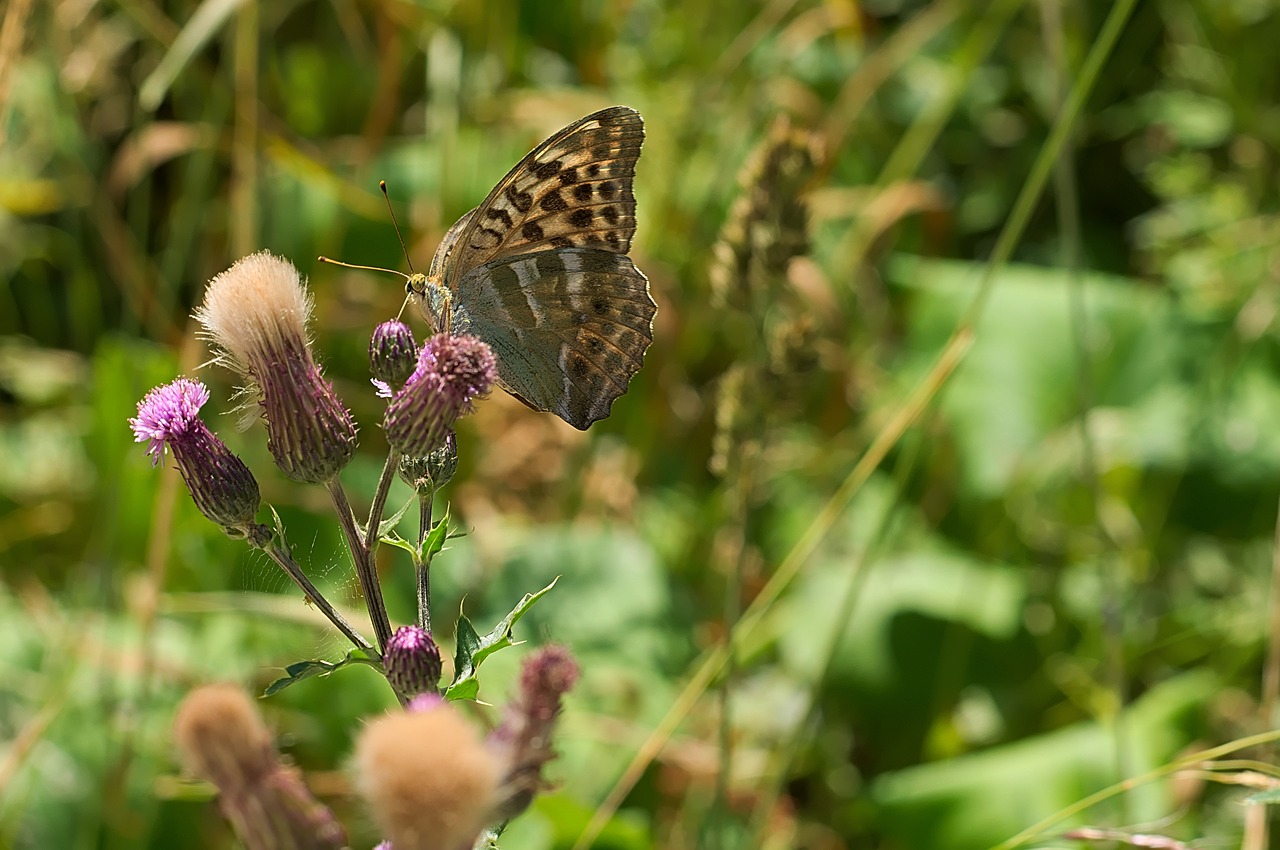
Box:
[452,248,655,429]
[443,106,644,282]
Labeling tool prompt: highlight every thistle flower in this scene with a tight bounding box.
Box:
[173,684,346,850]
[488,646,580,822]
[398,431,459,493]
[195,251,357,484]
[384,334,496,457]
[370,320,419,394]
[129,378,263,539]
[354,700,501,850]
[383,625,442,697]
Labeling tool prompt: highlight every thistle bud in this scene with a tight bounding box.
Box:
[173,684,346,850]
[354,700,501,850]
[383,625,442,697]
[370,320,419,392]
[129,378,264,539]
[384,335,496,457]
[195,251,358,484]
[398,431,459,492]
[488,646,580,821]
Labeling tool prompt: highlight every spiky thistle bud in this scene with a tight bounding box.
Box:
[398,431,459,493]
[384,334,496,457]
[370,320,419,393]
[195,251,357,484]
[384,625,442,697]
[354,700,501,850]
[488,646,580,822]
[129,378,265,540]
[173,684,346,850]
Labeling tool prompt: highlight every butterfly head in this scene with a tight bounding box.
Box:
[405,272,464,336]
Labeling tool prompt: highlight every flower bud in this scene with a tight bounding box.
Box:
[130,378,263,538]
[398,431,459,493]
[370,320,419,391]
[384,334,496,457]
[488,646,580,821]
[195,251,358,484]
[354,700,501,850]
[383,625,442,697]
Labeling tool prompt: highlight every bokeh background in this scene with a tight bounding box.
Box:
[6,0,1280,848]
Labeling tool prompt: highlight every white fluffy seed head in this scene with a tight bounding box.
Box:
[354,702,501,850]
[196,251,316,378]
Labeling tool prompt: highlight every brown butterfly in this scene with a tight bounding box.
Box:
[406,106,656,429]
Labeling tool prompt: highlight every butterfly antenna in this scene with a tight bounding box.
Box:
[316,255,411,283]
[380,180,416,274]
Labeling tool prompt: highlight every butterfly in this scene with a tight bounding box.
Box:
[405,106,656,430]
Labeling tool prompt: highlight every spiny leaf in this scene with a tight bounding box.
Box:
[445,576,560,701]
[262,648,381,697]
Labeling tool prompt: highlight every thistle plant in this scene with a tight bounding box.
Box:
[135,250,580,849]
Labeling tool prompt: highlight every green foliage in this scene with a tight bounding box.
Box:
[447,576,559,702]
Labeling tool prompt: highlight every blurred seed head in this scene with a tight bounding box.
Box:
[354,700,501,850]
[173,683,346,850]
[195,251,358,484]
[709,116,819,312]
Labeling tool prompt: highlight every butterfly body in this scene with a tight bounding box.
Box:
[407,106,655,430]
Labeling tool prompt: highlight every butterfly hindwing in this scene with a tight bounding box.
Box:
[451,248,656,429]
[443,106,643,281]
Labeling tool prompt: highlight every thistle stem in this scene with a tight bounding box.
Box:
[258,535,374,655]
[364,449,400,553]
[416,489,434,634]
[326,479,394,654]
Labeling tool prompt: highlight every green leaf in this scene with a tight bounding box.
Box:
[379,533,418,557]
[421,508,451,561]
[445,576,560,701]
[377,497,415,539]
[262,648,382,697]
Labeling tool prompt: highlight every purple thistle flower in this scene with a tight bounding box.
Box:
[130,378,263,537]
[194,252,358,485]
[369,320,419,390]
[384,625,442,697]
[383,334,496,457]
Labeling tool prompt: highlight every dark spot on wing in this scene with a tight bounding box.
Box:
[586,163,601,178]
[558,167,579,185]
[505,185,533,212]
[540,191,568,212]
[601,205,620,225]
[568,208,594,228]
[486,207,513,228]
[532,159,562,179]
[598,180,618,200]
[569,353,591,378]
[549,236,574,248]
[592,297,609,315]
[522,221,544,241]
[605,231,621,248]
[573,183,594,202]
[592,145,613,160]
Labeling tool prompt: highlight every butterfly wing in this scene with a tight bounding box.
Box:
[451,248,656,429]
[442,106,644,283]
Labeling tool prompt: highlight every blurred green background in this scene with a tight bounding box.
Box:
[6,0,1280,847]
